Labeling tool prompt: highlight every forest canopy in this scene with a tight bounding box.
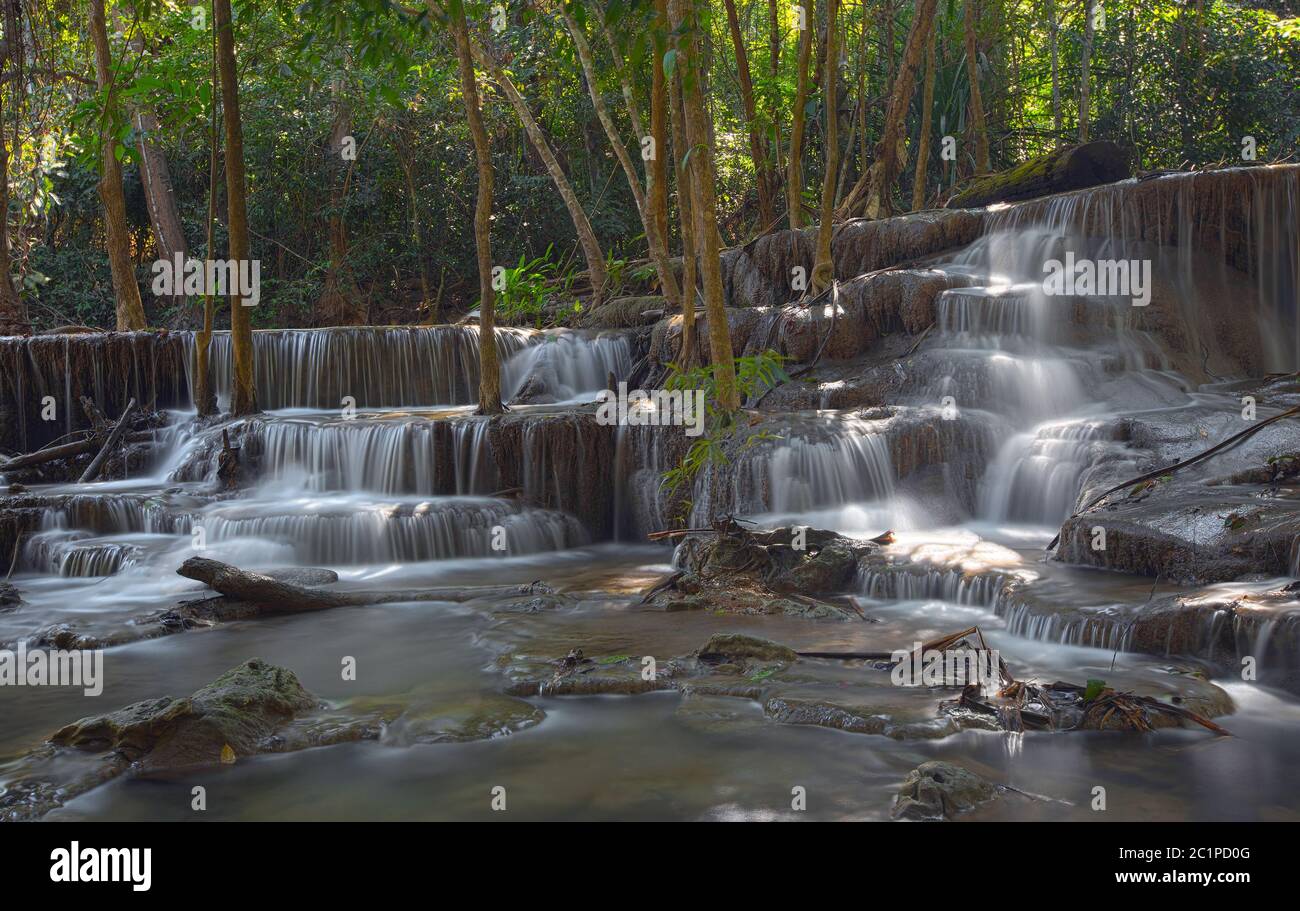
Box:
[1,0,1297,332]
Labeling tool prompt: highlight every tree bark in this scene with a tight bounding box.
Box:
[444,0,503,414]
[649,0,676,308]
[786,0,815,229]
[1047,0,1061,136]
[679,0,738,411]
[810,0,838,294]
[841,0,938,219]
[316,80,365,326]
[1080,0,1095,142]
[471,40,609,306]
[722,0,775,227]
[194,8,219,418]
[561,4,679,308]
[667,4,697,365]
[964,0,990,173]
[0,70,27,333]
[911,23,937,211]
[122,12,187,319]
[88,0,147,331]
[214,0,257,414]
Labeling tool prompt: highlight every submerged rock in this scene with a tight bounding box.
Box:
[892,761,998,821]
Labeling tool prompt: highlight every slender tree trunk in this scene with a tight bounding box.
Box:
[89,0,147,331]
[964,0,990,173]
[0,78,27,334]
[472,40,609,306]
[649,0,676,308]
[668,3,697,365]
[122,11,186,321]
[842,0,938,219]
[193,0,219,418]
[722,0,775,227]
[810,0,838,294]
[1079,0,1095,142]
[679,0,738,412]
[445,1,502,414]
[592,2,643,141]
[561,4,679,310]
[317,81,364,326]
[1047,0,1061,136]
[786,0,815,229]
[911,23,937,211]
[214,0,256,414]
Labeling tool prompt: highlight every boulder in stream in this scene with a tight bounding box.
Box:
[892,761,998,821]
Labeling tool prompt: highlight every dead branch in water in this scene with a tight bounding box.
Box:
[177,556,546,614]
[78,398,138,483]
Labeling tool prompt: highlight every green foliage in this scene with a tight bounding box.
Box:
[659,351,790,519]
[1083,679,1108,701]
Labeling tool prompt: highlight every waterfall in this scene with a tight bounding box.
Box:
[184,325,633,411]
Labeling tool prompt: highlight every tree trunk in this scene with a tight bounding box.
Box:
[561,4,679,308]
[1047,0,1061,136]
[649,0,676,308]
[722,0,775,228]
[445,1,502,414]
[214,0,257,414]
[786,0,815,229]
[679,0,738,411]
[592,1,643,142]
[0,78,27,334]
[841,0,938,219]
[316,81,364,326]
[122,12,186,320]
[192,10,218,418]
[194,8,220,418]
[911,23,937,211]
[471,40,609,306]
[810,0,838,294]
[964,0,990,173]
[1080,0,1095,142]
[88,0,147,331]
[667,3,697,366]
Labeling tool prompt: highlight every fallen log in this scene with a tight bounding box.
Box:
[1,437,99,472]
[177,556,538,613]
[78,397,138,483]
[946,140,1130,209]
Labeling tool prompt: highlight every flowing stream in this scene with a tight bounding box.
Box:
[3,169,1300,820]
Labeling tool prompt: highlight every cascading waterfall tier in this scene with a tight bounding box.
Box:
[187,325,634,411]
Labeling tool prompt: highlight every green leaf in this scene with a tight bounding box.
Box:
[662,48,677,78]
[1083,679,1106,701]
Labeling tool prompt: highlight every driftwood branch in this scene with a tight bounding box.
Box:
[177,556,536,613]
[79,398,138,483]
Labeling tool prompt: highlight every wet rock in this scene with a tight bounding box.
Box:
[719,209,984,310]
[1,659,361,820]
[51,658,317,773]
[892,761,998,821]
[697,633,799,665]
[0,581,21,612]
[582,295,666,329]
